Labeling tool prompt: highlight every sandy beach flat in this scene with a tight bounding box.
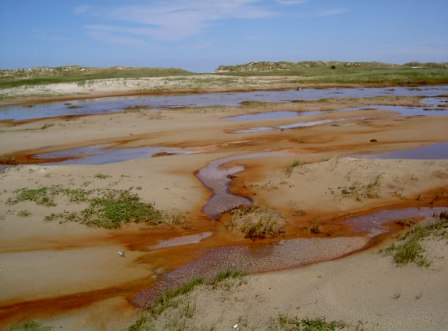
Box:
[0,87,447,330]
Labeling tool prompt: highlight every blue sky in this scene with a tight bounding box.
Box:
[0,0,447,72]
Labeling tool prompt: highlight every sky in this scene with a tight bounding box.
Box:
[0,0,447,72]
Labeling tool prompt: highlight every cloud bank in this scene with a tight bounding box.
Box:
[78,0,274,44]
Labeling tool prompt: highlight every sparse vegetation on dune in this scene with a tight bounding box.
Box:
[0,65,192,89]
[228,205,286,240]
[8,320,52,331]
[284,159,302,177]
[216,61,448,85]
[7,185,182,229]
[270,315,349,331]
[380,211,448,267]
[129,270,246,330]
[1,61,447,95]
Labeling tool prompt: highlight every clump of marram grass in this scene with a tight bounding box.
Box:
[7,185,180,229]
[283,159,302,176]
[17,210,31,217]
[337,174,381,201]
[8,320,52,331]
[210,269,246,289]
[270,315,348,331]
[229,205,286,240]
[380,211,448,267]
[128,269,246,330]
[94,173,111,179]
[149,277,205,316]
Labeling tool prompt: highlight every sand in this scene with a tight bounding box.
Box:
[0,88,447,330]
[144,239,448,330]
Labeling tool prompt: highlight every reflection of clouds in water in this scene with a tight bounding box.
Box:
[1,86,447,121]
[230,100,448,134]
[353,142,448,160]
[36,145,192,165]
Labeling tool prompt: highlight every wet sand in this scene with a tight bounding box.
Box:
[0,87,447,330]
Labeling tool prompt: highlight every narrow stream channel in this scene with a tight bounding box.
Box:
[195,151,288,218]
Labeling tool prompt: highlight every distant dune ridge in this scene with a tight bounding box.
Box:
[215,60,448,73]
[1,61,447,105]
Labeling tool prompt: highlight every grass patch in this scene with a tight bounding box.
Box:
[210,269,246,289]
[46,189,164,229]
[8,185,172,229]
[149,277,204,316]
[8,187,59,207]
[0,65,192,89]
[337,175,381,201]
[380,211,448,267]
[123,105,151,112]
[8,186,91,206]
[94,173,111,179]
[129,269,246,330]
[40,123,54,130]
[272,315,348,331]
[128,315,154,331]
[17,210,31,217]
[8,320,52,331]
[215,61,448,85]
[284,159,302,176]
[229,205,285,240]
[210,269,245,284]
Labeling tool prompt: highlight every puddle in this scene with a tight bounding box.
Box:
[345,207,446,237]
[355,142,448,160]
[421,97,448,107]
[1,86,447,121]
[196,152,288,218]
[34,144,194,165]
[229,100,447,134]
[346,104,448,117]
[226,111,316,121]
[132,205,446,307]
[147,232,213,250]
[233,117,366,133]
[0,165,9,173]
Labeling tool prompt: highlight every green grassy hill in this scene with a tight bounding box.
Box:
[0,65,192,89]
[215,61,448,85]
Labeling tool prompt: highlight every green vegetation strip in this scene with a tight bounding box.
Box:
[0,66,192,89]
[273,315,348,331]
[229,205,285,240]
[7,185,174,229]
[8,321,52,331]
[380,211,448,267]
[129,270,246,330]
[216,61,448,85]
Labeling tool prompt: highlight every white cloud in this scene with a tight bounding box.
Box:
[74,5,91,15]
[317,8,349,16]
[77,0,273,44]
[274,0,307,5]
[86,29,146,47]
